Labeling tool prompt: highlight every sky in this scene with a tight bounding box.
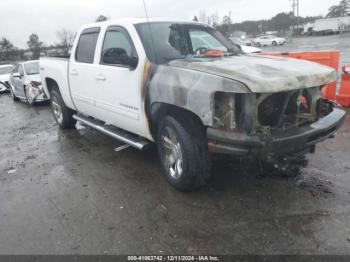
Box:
[0,0,339,48]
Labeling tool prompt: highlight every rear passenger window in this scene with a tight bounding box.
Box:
[75,27,100,63]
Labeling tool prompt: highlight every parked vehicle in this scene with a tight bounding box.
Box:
[9,61,49,105]
[253,35,286,47]
[0,64,13,93]
[40,18,345,191]
[229,38,261,53]
[313,16,350,35]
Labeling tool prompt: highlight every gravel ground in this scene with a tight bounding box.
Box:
[0,35,350,255]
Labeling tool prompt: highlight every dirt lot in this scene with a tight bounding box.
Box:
[1,35,350,255]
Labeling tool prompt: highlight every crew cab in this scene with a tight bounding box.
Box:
[40,18,346,191]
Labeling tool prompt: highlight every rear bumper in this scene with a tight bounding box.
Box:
[207,108,346,158]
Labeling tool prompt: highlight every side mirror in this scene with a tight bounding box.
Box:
[102,48,138,69]
[13,72,21,78]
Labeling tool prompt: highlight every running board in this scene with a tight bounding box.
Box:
[73,114,151,151]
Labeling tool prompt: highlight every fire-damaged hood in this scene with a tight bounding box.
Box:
[169,54,337,93]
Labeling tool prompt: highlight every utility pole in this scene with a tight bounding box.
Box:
[290,0,296,40]
[297,0,300,37]
[229,10,232,37]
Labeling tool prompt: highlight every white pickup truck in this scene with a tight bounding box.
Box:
[40,18,346,191]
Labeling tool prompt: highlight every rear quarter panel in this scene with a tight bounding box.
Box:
[40,57,76,110]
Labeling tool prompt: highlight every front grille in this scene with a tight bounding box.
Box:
[255,86,329,133]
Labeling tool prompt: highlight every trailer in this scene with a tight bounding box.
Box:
[313,16,350,35]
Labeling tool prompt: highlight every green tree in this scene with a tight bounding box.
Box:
[327,0,350,17]
[96,15,108,22]
[27,33,43,59]
[0,37,15,52]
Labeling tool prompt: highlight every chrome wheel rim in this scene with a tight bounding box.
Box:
[52,96,63,124]
[161,126,183,179]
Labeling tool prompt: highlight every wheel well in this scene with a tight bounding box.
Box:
[45,78,59,94]
[149,102,206,138]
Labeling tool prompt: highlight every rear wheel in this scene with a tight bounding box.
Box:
[156,112,211,191]
[272,41,277,46]
[51,90,76,129]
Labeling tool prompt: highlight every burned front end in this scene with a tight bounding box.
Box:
[208,86,346,162]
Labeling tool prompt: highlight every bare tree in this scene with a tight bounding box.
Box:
[210,12,220,27]
[57,29,75,55]
[199,10,207,24]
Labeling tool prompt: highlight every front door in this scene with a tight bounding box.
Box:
[11,64,25,98]
[94,25,144,135]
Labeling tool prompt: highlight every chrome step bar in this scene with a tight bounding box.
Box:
[73,114,151,151]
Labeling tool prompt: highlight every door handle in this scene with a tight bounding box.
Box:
[95,74,106,81]
[70,70,78,76]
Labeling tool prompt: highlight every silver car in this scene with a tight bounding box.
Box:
[0,64,13,93]
[9,60,49,105]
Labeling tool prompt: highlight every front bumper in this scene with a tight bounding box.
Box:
[207,108,346,158]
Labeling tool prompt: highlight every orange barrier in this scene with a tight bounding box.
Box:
[260,51,340,101]
[336,65,350,107]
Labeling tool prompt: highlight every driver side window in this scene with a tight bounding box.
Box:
[100,26,137,66]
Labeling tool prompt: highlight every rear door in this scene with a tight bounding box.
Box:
[12,64,26,97]
[69,27,101,117]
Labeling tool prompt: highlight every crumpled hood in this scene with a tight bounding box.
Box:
[169,54,337,93]
[26,74,41,83]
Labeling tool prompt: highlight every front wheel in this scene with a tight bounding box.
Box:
[51,90,76,129]
[156,113,211,191]
[272,41,277,46]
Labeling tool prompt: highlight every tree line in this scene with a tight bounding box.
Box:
[0,15,107,62]
[194,0,350,36]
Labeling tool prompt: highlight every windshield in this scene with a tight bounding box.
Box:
[135,22,241,64]
[24,62,39,75]
[0,66,13,75]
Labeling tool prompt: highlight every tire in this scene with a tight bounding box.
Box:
[24,85,35,105]
[272,41,277,46]
[51,90,76,129]
[10,86,19,102]
[156,112,211,191]
[257,42,261,47]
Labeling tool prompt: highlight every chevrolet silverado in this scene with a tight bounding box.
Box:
[40,18,346,191]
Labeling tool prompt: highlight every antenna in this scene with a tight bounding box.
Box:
[141,0,159,64]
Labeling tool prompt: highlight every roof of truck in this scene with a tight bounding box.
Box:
[82,17,207,29]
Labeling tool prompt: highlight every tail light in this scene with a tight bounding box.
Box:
[31,81,41,88]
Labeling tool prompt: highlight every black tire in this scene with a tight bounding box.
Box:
[257,42,261,47]
[156,112,211,191]
[50,90,76,129]
[10,86,19,102]
[272,41,277,46]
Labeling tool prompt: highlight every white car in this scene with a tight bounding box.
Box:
[9,60,49,105]
[229,38,261,53]
[253,35,286,47]
[0,64,14,93]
